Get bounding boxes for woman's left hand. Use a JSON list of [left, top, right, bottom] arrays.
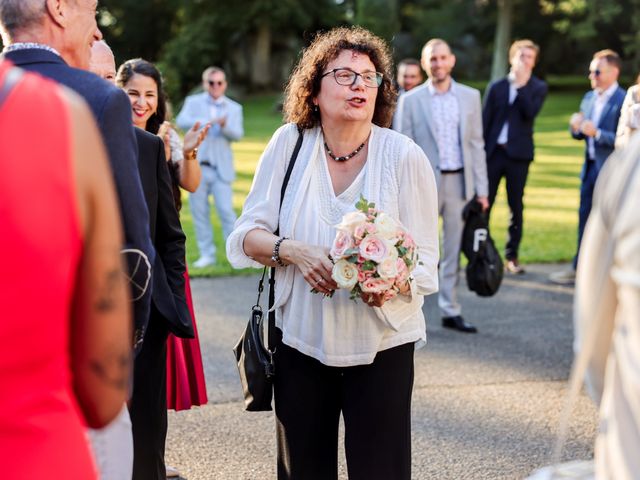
[[183, 121, 211, 157]]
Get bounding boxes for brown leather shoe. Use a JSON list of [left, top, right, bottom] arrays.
[[505, 258, 525, 274]]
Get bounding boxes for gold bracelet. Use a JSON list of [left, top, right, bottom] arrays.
[[186, 147, 198, 161]]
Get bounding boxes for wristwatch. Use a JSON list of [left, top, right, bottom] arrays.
[[186, 147, 198, 161]]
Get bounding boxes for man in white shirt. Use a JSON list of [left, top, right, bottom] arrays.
[[550, 50, 625, 285], [176, 67, 244, 268], [397, 39, 489, 333]]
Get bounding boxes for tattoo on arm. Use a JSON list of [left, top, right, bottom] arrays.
[[89, 348, 131, 391], [95, 269, 121, 312]]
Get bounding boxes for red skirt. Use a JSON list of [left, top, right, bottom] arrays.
[[166, 271, 208, 410]]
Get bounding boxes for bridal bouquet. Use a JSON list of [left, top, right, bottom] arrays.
[[329, 196, 418, 303]]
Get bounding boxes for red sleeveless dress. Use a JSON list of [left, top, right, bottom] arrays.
[[0, 62, 97, 479]]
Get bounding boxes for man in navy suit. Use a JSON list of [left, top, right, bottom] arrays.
[[87, 40, 192, 480], [0, 0, 155, 339], [550, 50, 625, 285], [483, 39, 548, 274]]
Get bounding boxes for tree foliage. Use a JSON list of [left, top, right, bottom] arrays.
[[96, 0, 640, 105]]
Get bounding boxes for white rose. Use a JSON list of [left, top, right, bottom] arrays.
[[373, 212, 400, 240], [335, 211, 368, 235], [377, 256, 399, 280], [332, 259, 359, 290]]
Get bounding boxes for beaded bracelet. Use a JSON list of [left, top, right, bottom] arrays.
[[271, 237, 288, 267]]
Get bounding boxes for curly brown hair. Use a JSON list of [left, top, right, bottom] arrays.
[[283, 26, 397, 129]]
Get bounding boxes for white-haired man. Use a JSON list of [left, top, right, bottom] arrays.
[[176, 66, 244, 268]]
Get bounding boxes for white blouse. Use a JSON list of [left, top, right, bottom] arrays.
[[226, 123, 439, 366]]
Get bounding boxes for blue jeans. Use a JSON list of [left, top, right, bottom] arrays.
[[189, 164, 236, 260]]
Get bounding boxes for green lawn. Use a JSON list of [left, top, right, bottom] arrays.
[[183, 91, 585, 277]]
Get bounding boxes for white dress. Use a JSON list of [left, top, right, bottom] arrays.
[[227, 123, 439, 366]]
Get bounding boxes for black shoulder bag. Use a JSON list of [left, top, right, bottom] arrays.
[[233, 127, 304, 411]]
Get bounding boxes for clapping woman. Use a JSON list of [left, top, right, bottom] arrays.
[[116, 59, 209, 477], [227, 27, 439, 480]]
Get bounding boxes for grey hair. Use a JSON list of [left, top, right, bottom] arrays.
[[201, 66, 225, 83], [0, 0, 46, 42]]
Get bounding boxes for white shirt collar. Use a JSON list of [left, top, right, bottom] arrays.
[[597, 81, 619, 99], [426, 78, 456, 96], [3, 42, 61, 57]]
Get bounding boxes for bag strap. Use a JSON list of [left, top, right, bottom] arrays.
[[268, 127, 303, 349], [253, 126, 304, 351], [254, 126, 304, 307], [0, 65, 24, 110], [550, 150, 640, 464]]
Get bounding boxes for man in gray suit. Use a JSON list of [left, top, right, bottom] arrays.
[[397, 38, 489, 333], [176, 66, 244, 268]]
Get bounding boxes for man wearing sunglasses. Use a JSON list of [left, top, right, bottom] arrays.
[[397, 38, 489, 334], [177, 66, 244, 268], [550, 50, 625, 285]]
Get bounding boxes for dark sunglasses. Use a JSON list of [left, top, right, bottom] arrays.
[[208, 80, 225, 86]]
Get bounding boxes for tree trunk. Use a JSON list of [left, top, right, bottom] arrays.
[[250, 23, 271, 91], [490, 0, 513, 82]]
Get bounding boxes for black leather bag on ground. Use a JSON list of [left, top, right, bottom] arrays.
[[233, 127, 303, 411], [461, 199, 503, 297]]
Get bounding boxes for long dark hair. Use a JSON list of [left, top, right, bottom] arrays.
[[116, 59, 182, 210], [116, 58, 167, 134]]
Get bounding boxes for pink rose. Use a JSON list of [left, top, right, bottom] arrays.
[[330, 230, 354, 259], [395, 258, 409, 283], [402, 232, 416, 250], [354, 224, 367, 241], [359, 235, 388, 263], [360, 276, 393, 294], [357, 269, 374, 282], [365, 223, 377, 235]]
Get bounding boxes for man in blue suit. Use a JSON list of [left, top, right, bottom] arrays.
[[483, 39, 548, 274], [1, 0, 155, 340], [551, 50, 625, 285]]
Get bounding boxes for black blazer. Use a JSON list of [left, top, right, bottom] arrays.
[[135, 128, 193, 338], [4, 48, 155, 336], [483, 75, 548, 161]]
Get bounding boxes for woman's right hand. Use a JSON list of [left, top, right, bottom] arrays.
[[279, 240, 338, 296], [158, 121, 172, 161]]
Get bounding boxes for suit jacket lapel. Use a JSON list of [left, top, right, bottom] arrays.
[[453, 84, 466, 143], [418, 89, 437, 141], [597, 92, 617, 128]]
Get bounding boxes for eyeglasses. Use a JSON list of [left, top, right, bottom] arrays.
[[589, 69, 601, 77], [321, 68, 383, 88], [208, 80, 225, 86]]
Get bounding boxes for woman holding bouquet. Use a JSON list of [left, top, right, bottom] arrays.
[[227, 26, 439, 480]]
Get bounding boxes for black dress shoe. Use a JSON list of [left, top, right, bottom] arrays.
[[442, 315, 477, 333]]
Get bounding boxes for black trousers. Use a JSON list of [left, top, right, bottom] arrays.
[[487, 147, 531, 260], [274, 341, 415, 480], [129, 306, 169, 480]]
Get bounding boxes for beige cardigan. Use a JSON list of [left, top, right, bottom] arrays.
[[574, 134, 640, 480]]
